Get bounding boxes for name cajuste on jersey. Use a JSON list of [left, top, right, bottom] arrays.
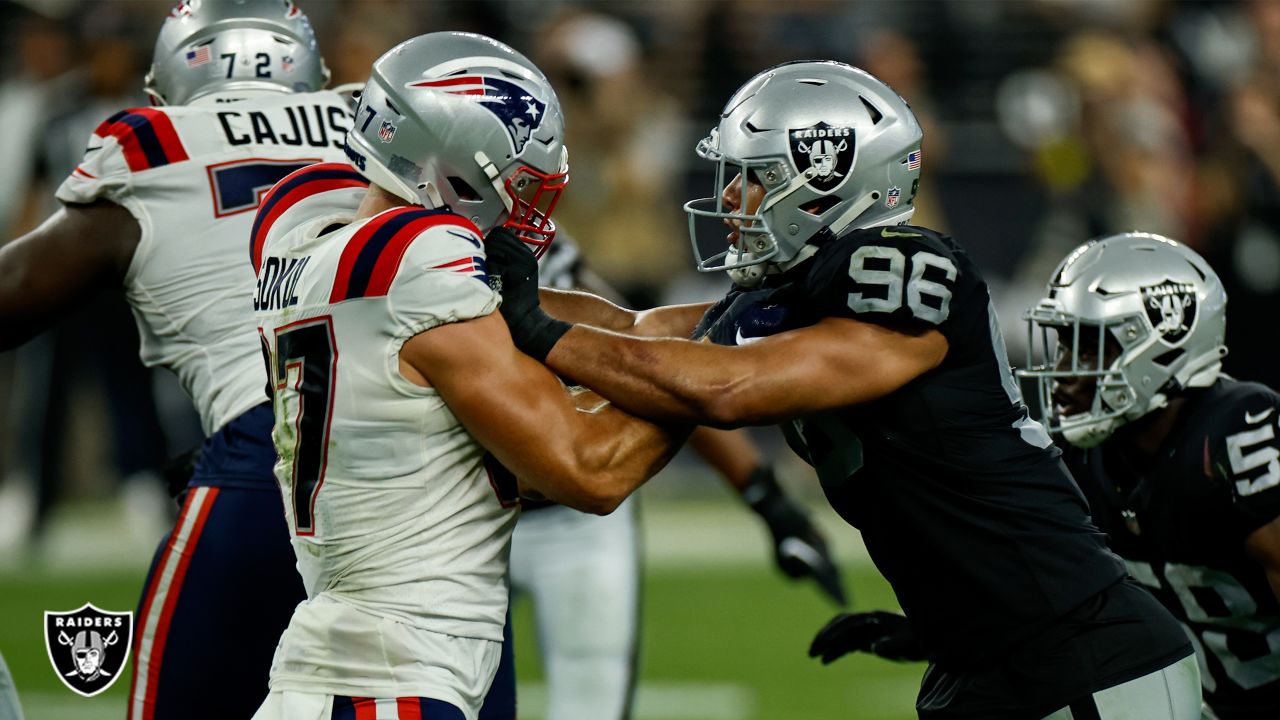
[[217, 102, 350, 149]]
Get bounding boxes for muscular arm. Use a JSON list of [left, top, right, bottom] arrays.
[[400, 311, 689, 515], [543, 318, 948, 428], [539, 287, 711, 338], [1246, 516, 1280, 603], [0, 201, 139, 350], [689, 427, 763, 488]]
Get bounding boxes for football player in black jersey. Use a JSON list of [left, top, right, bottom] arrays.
[[1021, 233, 1280, 719], [483, 61, 1200, 718]]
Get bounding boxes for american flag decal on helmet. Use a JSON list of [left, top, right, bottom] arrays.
[[408, 75, 546, 155]]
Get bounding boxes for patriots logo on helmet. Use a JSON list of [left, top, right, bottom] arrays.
[[409, 75, 547, 155], [788, 122, 855, 194], [1141, 279, 1197, 345]]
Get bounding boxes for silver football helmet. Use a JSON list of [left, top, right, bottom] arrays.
[[685, 61, 923, 286], [1020, 233, 1228, 448], [344, 32, 568, 254], [145, 0, 328, 106]]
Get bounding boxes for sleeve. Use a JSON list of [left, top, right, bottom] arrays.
[[55, 108, 189, 208], [803, 226, 962, 333], [386, 221, 500, 338], [1213, 390, 1280, 534]]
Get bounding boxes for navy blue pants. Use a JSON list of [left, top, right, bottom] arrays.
[[128, 406, 302, 720]]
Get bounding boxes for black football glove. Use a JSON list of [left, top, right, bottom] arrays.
[[808, 611, 926, 664], [743, 466, 848, 606], [484, 228, 571, 362]]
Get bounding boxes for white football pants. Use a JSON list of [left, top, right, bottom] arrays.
[[509, 497, 640, 720], [1041, 653, 1202, 719]]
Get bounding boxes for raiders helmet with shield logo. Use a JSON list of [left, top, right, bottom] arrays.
[[343, 31, 568, 256], [145, 0, 329, 106], [1021, 232, 1228, 447], [684, 61, 922, 285]]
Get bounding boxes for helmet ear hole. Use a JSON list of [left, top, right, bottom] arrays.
[[860, 96, 884, 125], [447, 176, 482, 201], [802, 195, 843, 216], [1151, 348, 1184, 368]]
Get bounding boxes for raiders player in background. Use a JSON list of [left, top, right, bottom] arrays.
[[0, 2, 355, 718], [515, 235, 846, 720], [483, 60, 1201, 718], [1022, 234, 1280, 719]]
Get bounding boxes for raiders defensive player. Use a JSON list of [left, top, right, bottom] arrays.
[[1022, 233, 1280, 719], [0, 2, 351, 718], [484, 61, 1200, 718], [511, 236, 845, 720], [251, 33, 685, 720]]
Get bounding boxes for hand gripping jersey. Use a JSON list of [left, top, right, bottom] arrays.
[[55, 91, 353, 438], [694, 226, 1153, 669], [1065, 378, 1280, 717], [251, 164, 518, 695]]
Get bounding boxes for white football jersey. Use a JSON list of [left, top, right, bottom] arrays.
[[55, 90, 353, 435], [252, 164, 517, 666]]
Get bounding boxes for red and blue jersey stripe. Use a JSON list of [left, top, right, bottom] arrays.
[[330, 695, 464, 720], [251, 162, 368, 274], [329, 207, 482, 304], [93, 108, 189, 173]]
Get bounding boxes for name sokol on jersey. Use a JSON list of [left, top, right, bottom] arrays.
[[251, 163, 516, 707]]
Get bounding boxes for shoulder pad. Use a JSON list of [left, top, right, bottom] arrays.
[[329, 207, 483, 304], [89, 108, 190, 173], [805, 224, 962, 328]]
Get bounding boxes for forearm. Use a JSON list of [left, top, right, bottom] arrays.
[[540, 288, 638, 332], [539, 288, 707, 339], [689, 426, 764, 489], [545, 325, 753, 427], [564, 392, 691, 513]]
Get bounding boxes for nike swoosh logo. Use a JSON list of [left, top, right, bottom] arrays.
[[880, 228, 921, 239], [735, 328, 765, 345], [1245, 408, 1275, 424]]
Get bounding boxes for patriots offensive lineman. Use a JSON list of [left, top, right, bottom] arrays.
[[1022, 234, 1280, 718], [250, 33, 685, 720], [514, 237, 845, 720], [483, 61, 1201, 718], [0, 2, 351, 717]]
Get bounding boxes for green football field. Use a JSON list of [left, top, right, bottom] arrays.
[[0, 494, 923, 719]]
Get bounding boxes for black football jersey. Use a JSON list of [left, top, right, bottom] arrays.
[[695, 226, 1151, 668], [1064, 378, 1280, 717]]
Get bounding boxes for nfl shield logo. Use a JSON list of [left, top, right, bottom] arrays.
[[886, 186, 901, 208], [378, 119, 397, 143], [44, 603, 133, 697], [788, 122, 856, 194], [1140, 279, 1198, 346]]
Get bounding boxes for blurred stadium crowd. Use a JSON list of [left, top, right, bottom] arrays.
[[2, 0, 1280, 549]]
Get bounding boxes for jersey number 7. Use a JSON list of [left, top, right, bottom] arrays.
[[261, 317, 337, 536]]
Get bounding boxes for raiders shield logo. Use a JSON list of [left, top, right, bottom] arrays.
[[44, 603, 132, 697], [1140, 279, 1198, 345], [788, 122, 855, 194]]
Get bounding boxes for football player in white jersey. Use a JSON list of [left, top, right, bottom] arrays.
[[0, 2, 353, 718], [250, 32, 686, 720]]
